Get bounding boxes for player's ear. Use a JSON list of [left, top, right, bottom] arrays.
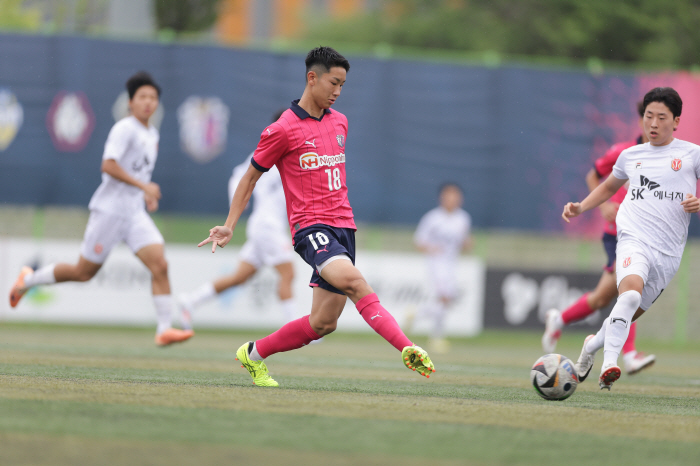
[[306, 70, 317, 85], [673, 116, 680, 131]]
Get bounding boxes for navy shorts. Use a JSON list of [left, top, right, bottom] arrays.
[[602, 232, 617, 273], [293, 224, 356, 295]]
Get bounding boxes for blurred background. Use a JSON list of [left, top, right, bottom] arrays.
[[1, 0, 700, 342]]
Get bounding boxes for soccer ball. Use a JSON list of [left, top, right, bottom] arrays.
[[531, 353, 578, 401]]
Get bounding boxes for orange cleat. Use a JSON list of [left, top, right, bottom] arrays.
[[9, 266, 33, 308], [155, 328, 194, 346]]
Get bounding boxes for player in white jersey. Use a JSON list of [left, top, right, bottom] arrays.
[[9, 72, 193, 346], [411, 183, 472, 353], [177, 110, 299, 328], [562, 87, 700, 390]]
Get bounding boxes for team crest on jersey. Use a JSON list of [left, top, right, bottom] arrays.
[[112, 91, 164, 129], [177, 96, 230, 163], [671, 158, 682, 171], [0, 88, 23, 151], [336, 135, 345, 148], [623, 257, 631, 268], [46, 91, 95, 152]]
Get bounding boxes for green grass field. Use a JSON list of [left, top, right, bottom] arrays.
[[1, 324, 699, 465]]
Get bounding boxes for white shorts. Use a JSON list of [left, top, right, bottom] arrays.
[[616, 235, 681, 310], [428, 259, 459, 300], [239, 225, 294, 269], [80, 209, 164, 264]]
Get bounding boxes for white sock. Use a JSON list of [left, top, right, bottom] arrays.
[[280, 298, 297, 322], [249, 342, 263, 361], [24, 264, 57, 288], [603, 290, 641, 368], [154, 294, 173, 335], [180, 282, 217, 311], [553, 313, 564, 330], [585, 319, 608, 355], [431, 301, 448, 339]]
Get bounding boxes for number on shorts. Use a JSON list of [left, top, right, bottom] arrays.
[[325, 168, 342, 191], [307, 232, 330, 250]]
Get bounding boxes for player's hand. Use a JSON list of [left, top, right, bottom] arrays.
[[562, 202, 582, 223], [681, 193, 700, 213], [198, 225, 233, 253], [598, 201, 619, 223], [143, 182, 161, 200], [144, 194, 159, 212]]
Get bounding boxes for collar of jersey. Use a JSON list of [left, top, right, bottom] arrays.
[[291, 99, 331, 121]]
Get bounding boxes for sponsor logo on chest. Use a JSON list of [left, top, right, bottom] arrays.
[[299, 152, 346, 169]]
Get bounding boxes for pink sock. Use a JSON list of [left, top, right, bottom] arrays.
[[561, 293, 595, 324], [622, 321, 637, 355], [255, 315, 321, 359], [356, 293, 412, 351]]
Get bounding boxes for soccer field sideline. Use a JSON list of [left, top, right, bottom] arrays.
[[1, 324, 699, 465]]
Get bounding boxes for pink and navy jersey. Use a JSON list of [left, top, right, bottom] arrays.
[[251, 100, 356, 238], [593, 137, 641, 235]]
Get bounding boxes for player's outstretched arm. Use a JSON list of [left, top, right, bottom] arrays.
[[681, 194, 700, 213], [199, 163, 264, 253], [563, 175, 626, 223]]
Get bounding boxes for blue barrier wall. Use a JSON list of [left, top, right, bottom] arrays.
[[2, 33, 695, 233]]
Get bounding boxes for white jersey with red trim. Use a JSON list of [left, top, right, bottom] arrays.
[[89, 116, 159, 217], [612, 138, 700, 257]]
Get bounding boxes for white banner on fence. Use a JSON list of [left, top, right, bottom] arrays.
[[0, 238, 484, 336]]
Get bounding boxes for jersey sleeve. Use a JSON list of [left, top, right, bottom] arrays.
[[102, 120, 132, 162], [414, 211, 434, 247], [611, 149, 629, 180], [251, 123, 288, 172], [693, 147, 700, 179]]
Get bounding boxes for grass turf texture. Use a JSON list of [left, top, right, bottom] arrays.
[[1, 324, 699, 466]]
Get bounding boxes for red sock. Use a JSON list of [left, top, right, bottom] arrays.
[[255, 315, 321, 359], [622, 321, 637, 355], [561, 293, 595, 324], [356, 293, 412, 351]]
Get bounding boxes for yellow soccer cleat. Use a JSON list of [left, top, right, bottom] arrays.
[[235, 342, 279, 387], [402, 345, 436, 378]]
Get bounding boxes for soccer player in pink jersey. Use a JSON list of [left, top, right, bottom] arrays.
[[199, 46, 435, 387], [542, 102, 655, 376]]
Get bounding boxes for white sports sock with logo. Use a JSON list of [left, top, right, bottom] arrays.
[[603, 290, 641, 368], [23, 264, 57, 288], [181, 282, 216, 311], [154, 294, 173, 335], [280, 298, 297, 322]]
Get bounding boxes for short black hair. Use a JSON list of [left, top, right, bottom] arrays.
[[636, 101, 645, 118], [439, 182, 463, 195], [126, 72, 161, 100], [305, 46, 350, 78], [271, 108, 285, 123], [642, 87, 682, 118]]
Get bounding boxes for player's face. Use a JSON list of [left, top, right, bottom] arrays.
[[643, 101, 679, 146], [310, 67, 346, 109], [440, 187, 463, 211], [129, 85, 159, 123]]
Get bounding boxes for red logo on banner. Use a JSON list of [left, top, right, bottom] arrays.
[[671, 158, 682, 171], [623, 257, 631, 268], [46, 91, 95, 152]]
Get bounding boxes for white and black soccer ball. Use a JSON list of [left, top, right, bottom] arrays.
[[531, 353, 578, 401]]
